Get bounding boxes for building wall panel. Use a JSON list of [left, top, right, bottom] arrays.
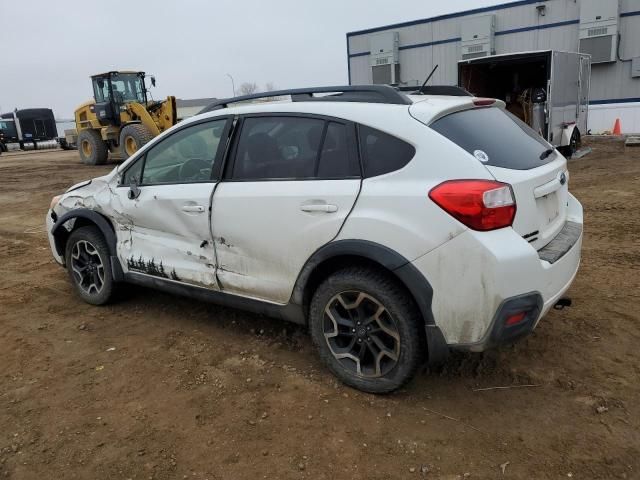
[[347, 0, 640, 132]]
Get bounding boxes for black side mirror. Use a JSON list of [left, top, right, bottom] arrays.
[[128, 179, 141, 200], [150, 76, 156, 87]]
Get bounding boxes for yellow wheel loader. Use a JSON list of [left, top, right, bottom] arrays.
[[72, 71, 177, 165]]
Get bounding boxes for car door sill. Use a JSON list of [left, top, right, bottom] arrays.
[[124, 271, 306, 325]]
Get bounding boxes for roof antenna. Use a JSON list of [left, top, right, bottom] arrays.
[[418, 64, 439, 94]]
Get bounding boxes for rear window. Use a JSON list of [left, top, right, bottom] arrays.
[[429, 107, 553, 170]]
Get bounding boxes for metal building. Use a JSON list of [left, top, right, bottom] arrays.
[[176, 98, 218, 121], [347, 0, 640, 133]]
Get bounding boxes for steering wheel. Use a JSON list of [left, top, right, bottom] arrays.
[[179, 158, 211, 181]]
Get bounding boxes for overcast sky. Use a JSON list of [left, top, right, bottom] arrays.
[[0, 0, 507, 118]]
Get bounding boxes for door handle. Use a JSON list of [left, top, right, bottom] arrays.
[[300, 203, 338, 213], [182, 205, 205, 213]]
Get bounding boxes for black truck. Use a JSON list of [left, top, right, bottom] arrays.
[[0, 108, 59, 154]]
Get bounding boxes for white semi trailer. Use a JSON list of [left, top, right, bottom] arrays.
[[459, 50, 591, 157]]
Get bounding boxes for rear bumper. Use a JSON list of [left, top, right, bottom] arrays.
[[411, 193, 583, 350]]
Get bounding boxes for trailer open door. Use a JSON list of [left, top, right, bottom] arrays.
[[549, 51, 581, 144], [578, 54, 591, 135]]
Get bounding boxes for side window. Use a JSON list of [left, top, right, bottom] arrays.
[[122, 157, 143, 185], [358, 125, 416, 178], [316, 122, 360, 178], [232, 117, 359, 180], [232, 117, 324, 180], [139, 119, 227, 184], [92, 78, 110, 102]]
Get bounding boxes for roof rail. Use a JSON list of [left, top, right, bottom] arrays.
[[199, 85, 412, 113], [396, 85, 472, 97]]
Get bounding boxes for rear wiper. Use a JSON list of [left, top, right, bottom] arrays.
[[540, 148, 555, 160]]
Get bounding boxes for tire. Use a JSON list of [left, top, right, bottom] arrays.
[[65, 226, 115, 305], [309, 267, 424, 394], [77, 129, 108, 165], [119, 124, 154, 160], [560, 128, 581, 159]]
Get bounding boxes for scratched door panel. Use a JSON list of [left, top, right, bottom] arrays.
[[113, 183, 218, 288], [212, 179, 360, 303], [211, 114, 361, 303]]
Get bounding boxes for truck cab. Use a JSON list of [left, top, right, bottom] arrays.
[[0, 109, 59, 151], [0, 117, 18, 152]]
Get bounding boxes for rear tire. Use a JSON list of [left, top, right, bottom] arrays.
[[78, 129, 108, 165], [65, 226, 115, 305], [119, 124, 154, 160], [309, 267, 424, 394]]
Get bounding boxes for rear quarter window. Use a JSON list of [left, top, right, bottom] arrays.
[[358, 125, 416, 178], [429, 107, 553, 170]]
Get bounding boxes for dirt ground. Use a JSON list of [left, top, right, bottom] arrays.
[[0, 139, 638, 480]]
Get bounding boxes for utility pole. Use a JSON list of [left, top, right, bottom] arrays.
[[226, 73, 236, 97]]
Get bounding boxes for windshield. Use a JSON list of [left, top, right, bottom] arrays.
[[93, 73, 146, 104], [0, 120, 17, 137]]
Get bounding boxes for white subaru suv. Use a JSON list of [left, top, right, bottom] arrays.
[[46, 85, 583, 393]]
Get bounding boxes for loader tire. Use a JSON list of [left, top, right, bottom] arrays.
[[78, 129, 108, 165], [120, 124, 154, 160]]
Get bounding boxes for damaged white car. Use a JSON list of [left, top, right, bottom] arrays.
[[47, 85, 583, 393]]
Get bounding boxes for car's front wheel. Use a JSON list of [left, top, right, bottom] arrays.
[[65, 226, 115, 305], [309, 267, 424, 393]]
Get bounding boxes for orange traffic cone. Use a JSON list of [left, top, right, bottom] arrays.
[[613, 118, 622, 135]]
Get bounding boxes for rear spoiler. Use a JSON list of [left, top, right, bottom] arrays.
[[396, 85, 472, 97]]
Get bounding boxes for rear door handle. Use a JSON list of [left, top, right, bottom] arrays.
[[300, 203, 338, 213], [182, 205, 206, 213]]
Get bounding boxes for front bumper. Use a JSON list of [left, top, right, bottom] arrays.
[[411, 193, 583, 350]]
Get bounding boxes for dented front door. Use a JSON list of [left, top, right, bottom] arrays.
[[114, 183, 218, 288], [113, 118, 230, 288]]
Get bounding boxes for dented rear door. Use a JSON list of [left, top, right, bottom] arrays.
[[211, 115, 361, 304]]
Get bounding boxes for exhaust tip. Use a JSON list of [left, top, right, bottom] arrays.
[[553, 297, 572, 311]]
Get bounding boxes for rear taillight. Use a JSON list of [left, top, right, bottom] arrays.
[[429, 180, 516, 231]]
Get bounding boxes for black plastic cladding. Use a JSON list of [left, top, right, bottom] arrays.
[[199, 85, 413, 113]]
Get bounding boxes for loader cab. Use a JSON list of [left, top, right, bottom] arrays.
[[91, 71, 149, 126]]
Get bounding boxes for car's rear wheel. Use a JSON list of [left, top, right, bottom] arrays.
[[65, 226, 114, 305], [309, 267, 424, 393]]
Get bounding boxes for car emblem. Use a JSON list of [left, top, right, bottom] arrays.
[[473, 150, 489, 163], [559, 172, 567, 185]]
